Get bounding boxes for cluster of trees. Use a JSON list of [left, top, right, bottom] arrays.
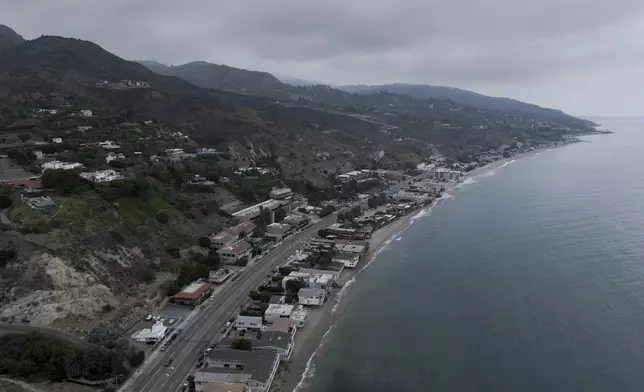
[[0, 329, 143, 383], [367, 193, 387, 209], [41, 170, 90, 196], [164, 261, 210, 296], [337, 205, 362, 223]]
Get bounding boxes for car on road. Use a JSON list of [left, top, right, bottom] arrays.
[[183, 380, 190, 387], [145, 314, 153, 321], [205, 347, 212, 356], [168, 318, 175, 324], [164, 358, 173, 367], [208, 295, 214, 301], [224, 321, 231, 328], [160, 345, 166, 351], [200, 304, 205, 309]]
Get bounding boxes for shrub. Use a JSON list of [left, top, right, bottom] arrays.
[[155, 212, 169, 224], [198, 236, 211, 248]]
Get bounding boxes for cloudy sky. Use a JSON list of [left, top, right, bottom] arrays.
[[3, 0, 644, 116]]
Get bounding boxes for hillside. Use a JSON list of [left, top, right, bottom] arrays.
[[0, 27, 602, 336], [339, 83, 582, 125], [0, 24, 24, 52]]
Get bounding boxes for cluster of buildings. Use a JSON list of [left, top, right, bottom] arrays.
[[233, 167, 273, 178], [336, 169, 374, 183], [210, 221, 256, 264], [95, 80, 150, 89]]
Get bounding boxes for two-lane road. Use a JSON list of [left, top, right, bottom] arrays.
[[121, 215, 336, 392]]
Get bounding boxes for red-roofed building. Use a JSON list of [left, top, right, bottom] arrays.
[[172, 281, 211, 306], [5, 178, 42, 190]]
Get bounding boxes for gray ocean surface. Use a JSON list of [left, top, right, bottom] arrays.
[[302, 118, 644, 392]]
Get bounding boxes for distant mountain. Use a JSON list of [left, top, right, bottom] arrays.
[[136, 60, 169, 74], [140, 61, 290, 97], [340, 83, 578, 124], [0, 24, 25, 52], [275, 74, 318, 86]]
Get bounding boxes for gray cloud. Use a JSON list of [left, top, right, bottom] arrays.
[[2, 0, 644, 115]]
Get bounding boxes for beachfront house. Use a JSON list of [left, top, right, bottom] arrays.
[[297, 288, 326, 306], [235, 316, 263, 331]]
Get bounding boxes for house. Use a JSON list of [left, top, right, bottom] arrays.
[[41, 161, 83, 171], [24, 196, 56, 209], [105, 152, 125, 162], [80, 170, 124, 183], [297, 288, 326, 306], [289, 306, 307, 328], [195, 350, 279, 392], [234, 316, 263, 331], [332, 251, 360, 268], [218, 240, 252, 264], [263, 304, 294, 324], [98, 141, 121, 149], [172, 281, 211, 306], [210, 222, 257, 248], [269, 188, 292, 199], [77, 125, 93, 132], [254, 331, 294, 360], [282, 214, 309, 229], [52, 138, 63, 144], [264, 223, 290, 241], [131, 321, 167, 344], [79, 109, 93, 117]]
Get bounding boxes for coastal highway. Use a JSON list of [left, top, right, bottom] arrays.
[[120, 214, 336, 392]]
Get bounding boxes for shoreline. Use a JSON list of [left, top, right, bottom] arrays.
[[277, 141, 581, 392]]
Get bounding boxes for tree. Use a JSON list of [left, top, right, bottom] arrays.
[[65, 352, 86, 378], [198, 236, 211, 248], [274, 207, 287, 222], [155, 212, 169, 224], [239, 187, 256, 204], [231, 338, 253, 351], [0, 194, 12, 209], [204, 250, 220, 269], [42, 170, 88, 196], [18, 133, 31, 142], [285, 278, 306, 293], [128, 348, 145, 367]]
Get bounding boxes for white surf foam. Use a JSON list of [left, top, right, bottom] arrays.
[[499, 159, 515, 168], [292, 324, 338, 392], [395, 236, 403, 241], [478, 170, 496, 178]]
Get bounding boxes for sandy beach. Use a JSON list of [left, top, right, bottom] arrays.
[[273, 142, 576, 392]]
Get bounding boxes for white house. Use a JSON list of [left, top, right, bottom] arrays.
[[234, 316, 263, 330], [218, 240, 252, 264], [98, 141, 121, 149], [131, 321, 167, 344], [332, 251, 360, 268], [105, 152, 126, 162], [297, 288, 326, 306], [264, 304, 294, 324], [79, 109, 93, 117], [80, 170, 124, 183], [52, 138, 63, 144], [289, 306, 307, 328], [41, 160, 83, 171], [210, 221, 256, 248], [77, 125, 93, 132]]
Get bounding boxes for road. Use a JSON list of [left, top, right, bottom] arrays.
[[120, 174, 431, 392], [120, 214, 336, 392]]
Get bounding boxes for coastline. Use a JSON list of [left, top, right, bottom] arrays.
[[276, 141, 581, 392]]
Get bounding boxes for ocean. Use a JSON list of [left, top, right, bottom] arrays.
[[300, 118, 644, 392]]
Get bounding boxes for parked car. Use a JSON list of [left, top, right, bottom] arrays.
[[205, 347, 212, 356], [225, 321, 231, 328], [200, 304, 205, 310], [168, 318, 176, 324], [183, 380, 190, 387], [145, 314, 153, 321]]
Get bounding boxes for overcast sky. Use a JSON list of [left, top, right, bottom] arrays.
[[3, 0, 644, 116]]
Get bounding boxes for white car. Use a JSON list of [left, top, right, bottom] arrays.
[[159, 318, 165, 323], [208, 295, 214, 301], [145, 314, 153, 321], [224, 321, 231, 328], [183, 380, 190, 387], [168, 318, 175, 324]]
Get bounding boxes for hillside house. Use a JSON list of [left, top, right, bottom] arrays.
[[218, 241, 252, 264]]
